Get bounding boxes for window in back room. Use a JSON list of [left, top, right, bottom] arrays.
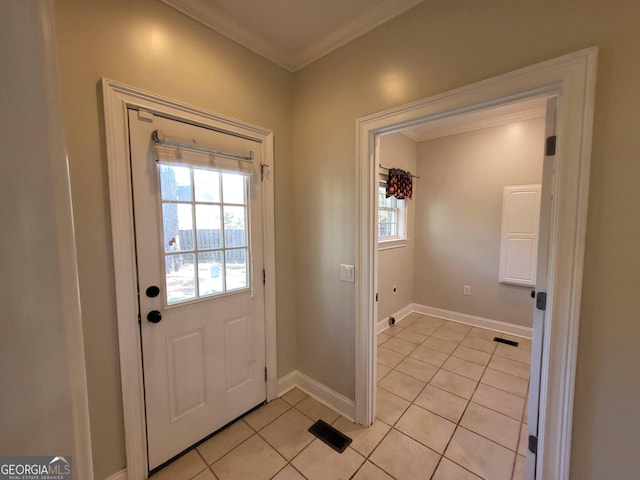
[[378, 183, 407, 242]]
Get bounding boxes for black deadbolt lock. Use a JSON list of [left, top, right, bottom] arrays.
[[146, 285, 160, 298], [147, 310, 162, 324]]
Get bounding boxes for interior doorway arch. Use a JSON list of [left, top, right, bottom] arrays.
[[355, 47, 597, 479]]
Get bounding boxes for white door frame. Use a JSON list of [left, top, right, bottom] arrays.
[[355, 48, 597, 479], [102, 78, 278, 479]]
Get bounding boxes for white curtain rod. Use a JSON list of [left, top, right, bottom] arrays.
[[379, 164, 420, 179], [152, 130, 254, 162]]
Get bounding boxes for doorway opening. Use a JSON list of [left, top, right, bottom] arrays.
[[102, 78, 278, 479], [355, 48, 597, 479], [374, 97, 547, 479]]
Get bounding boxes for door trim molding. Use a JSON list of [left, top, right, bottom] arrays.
[[355, 48, 597, 479], [101, 78, 278, 479]]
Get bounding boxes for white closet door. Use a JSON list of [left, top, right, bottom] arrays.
[[499, 184, 542, 286]]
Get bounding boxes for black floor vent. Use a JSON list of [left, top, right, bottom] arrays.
[[308, 419, 352, 453], [494, 337, 519, 347]]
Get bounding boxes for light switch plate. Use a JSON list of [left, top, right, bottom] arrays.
[[340, 264, 355, 283]]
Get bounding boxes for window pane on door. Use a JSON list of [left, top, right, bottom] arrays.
[[165, 253, 196, 304], [194, 169, 220, 203], [163, 203, 194, 252], [225, 249, 247, 291], [223, 206, 247, 247], [160, 165, 192, 201], [197, 251, 224, 296], [195, 204, 222, 249], [221, 173, 246, 204]]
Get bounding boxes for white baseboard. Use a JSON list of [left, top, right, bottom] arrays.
[[276, 370, 298, 396], [104, 469, 127, 480], [377, 303, 414, 334], [412, 303, 532, 339], [276, 370, 355, 421]]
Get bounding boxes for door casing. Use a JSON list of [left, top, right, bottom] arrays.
[[356, 48, 597, 479], [102, 78, 278, 479]]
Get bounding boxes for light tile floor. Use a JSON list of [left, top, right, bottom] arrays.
[[151, 313, 531, 480]]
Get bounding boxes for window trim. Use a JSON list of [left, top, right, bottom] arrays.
[[378, 238, 409, 250]]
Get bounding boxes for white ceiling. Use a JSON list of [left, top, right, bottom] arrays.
[[161, 0, 424, 71], [400, 97, 548, 142]]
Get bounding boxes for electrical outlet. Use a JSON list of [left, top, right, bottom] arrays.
[[463, 285, 471, 295]]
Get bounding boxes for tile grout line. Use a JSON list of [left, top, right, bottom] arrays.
[[265, 392, 365, 480], [482, 330, 519, 480], [192, 447, 215, 480], [204, 402, 294, 476], [427, 325, 492, 480], [369, 317, 446, 478], [378, 315, 521, 478], [170, 314, 530, 480], [452, 323, 530, 479], [382, 319, 478, 478], [379, 316, 531, 479], [239, 391, 328, 479], [382, 334, 531, 399], [265, 395, 310, 479]]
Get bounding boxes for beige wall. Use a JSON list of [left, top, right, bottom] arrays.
[[377, 133, 417, 324], [413, 118, 544, 327], [53, 0, 295, 477], [292, 1, 640, 478], [1, 0, 76, 460], [47, 0, 640, 477]]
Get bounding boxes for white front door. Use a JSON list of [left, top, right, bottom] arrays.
[[128, 109, 266, 470]]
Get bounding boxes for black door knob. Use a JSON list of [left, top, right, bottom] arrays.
[[146, 286, 160, 298], [147, 310, 162, 324]]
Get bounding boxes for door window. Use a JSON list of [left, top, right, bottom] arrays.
[[159, 165, 249, 305]]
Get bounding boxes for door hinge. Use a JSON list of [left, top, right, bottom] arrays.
[[263, 269, 266, 285], [375, 293, 378, 302], [260, 163, 267, 181], [528, 435, 538, 454], [536, 291, 547, 311], [264, 366, 268, 382], [545, 135, 557, 156]]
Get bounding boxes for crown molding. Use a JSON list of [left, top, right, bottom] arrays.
[[161, 0, 424, 72], [291, 0, 424, 70], [161, 0, 295, 70]]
